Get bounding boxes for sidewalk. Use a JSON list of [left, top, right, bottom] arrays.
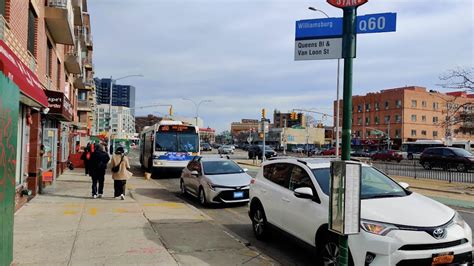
[[13, 169, 276, 265]]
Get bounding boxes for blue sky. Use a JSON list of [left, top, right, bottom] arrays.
[[88, 0, 474, 132]]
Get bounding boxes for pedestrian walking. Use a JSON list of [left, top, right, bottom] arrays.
[[80, 143, 91, 176], [88, 144, 110, 198], [111, 146, 132, 200]]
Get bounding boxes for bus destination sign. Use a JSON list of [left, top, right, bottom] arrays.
[[160, 125, 195, 133]]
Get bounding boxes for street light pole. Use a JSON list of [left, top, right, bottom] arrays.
[[182, 98, 212, 127], [308, 7, 340, 157]]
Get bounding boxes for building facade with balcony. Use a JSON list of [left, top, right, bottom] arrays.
[[0, 0, 95, 263], [333, 86, 474, 150]]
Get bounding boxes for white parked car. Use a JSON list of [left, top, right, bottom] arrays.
[[180, 156, 251, 205], [249, 158, 472, 266]]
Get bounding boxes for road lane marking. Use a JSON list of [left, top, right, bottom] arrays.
[[63, 210, 79, 215]]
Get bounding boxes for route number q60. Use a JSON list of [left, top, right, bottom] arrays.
[[359, 17, 385, 32]]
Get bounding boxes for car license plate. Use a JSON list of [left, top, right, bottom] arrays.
[[432, 252, 454, 265], [234, 191, 244, 199]]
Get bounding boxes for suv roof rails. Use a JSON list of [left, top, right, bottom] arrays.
[[268, 156, 297, 161]]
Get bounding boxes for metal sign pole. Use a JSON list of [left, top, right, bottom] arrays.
[[340, 6, 357, 266]]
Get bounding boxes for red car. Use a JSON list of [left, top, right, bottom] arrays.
[[371, 150, 402, 162], [321, 148, 341, 156]]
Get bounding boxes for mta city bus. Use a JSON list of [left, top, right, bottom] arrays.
[[140, 120, 200, 173]]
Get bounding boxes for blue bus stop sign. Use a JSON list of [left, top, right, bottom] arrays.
[[296, 12, 396, 40]]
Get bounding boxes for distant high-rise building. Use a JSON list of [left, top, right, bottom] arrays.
[[94, 78, 136, 114]]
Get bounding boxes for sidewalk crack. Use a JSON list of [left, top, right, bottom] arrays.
[[67, 201, 86, 266]]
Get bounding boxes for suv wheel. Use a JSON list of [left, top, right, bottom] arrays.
[[251, 204, 268, 240], [456, 163, 467, 172], [316, 231, 352, 266], [422, 162, 431, 170], [199, 187, 207, 206]]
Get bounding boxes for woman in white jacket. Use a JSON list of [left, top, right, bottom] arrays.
[[110, 147, 132, 200]]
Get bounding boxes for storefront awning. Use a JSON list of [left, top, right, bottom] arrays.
[[0, 40, 48, 107]]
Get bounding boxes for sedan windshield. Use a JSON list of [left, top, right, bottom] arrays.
[[203, 161, 244, 175], [311, 166, 408, 199]]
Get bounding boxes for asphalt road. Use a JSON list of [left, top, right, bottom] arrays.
[[128, 149, 473, 265]]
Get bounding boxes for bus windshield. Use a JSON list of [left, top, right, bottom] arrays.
[[155, 132, 199, 153]]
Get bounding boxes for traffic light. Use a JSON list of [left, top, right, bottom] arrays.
[[290, 112, 297, 120], [169, 106, 173, 116], [261, 108, 266, 119]]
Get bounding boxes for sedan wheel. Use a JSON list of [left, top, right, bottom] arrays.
[[422, 162, 431, 170], [456, 163, 467, 172], [199, 188, 207, 206], [251, 205, 268, 240]]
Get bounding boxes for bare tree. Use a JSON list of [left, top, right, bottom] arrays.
[[436, 67, 474, 137]]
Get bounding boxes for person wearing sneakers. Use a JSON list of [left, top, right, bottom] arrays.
[[88, 144, 110, 198], [111, 146, 132, 200]]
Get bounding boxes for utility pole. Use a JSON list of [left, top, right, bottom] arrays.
[[283, 118, 287, 155], [261, 108, 266, 162]]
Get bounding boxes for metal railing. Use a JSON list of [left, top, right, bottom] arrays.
[[371, 161, 474, 183], [48, 0, 68, 8]]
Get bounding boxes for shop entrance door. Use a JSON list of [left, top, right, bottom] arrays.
[[42, 128, 58, 191]]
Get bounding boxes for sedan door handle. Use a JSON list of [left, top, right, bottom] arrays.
[[281, 197, 290, 203]]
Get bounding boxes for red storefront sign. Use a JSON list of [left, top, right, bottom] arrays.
[[0, 40, 48, 107]]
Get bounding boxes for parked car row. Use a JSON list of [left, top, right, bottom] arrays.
[[420, 147, 473, 172], [180, 155, 473, 265]]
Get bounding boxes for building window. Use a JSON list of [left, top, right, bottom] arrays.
[[433, 116, 438, 123], [421, 130, 427, 136], [395, 129, 400, 138], [56, 59, 61, 89], [433, 102, 439, 110], [357, 117, 362, 125], [433, 131, 438, 137], [46, 41, 53, 78], [385, 101, 389, 109], [365, 117, 370, 125], [395, 114, 401, 123], [78, 91, 87, 101], [365, 103, 371, 112], [411, 130, 416, 136], [396, 100, 402, 108], [375, 116, 379, 125], [357, 104, 362, 112], [422, 115, 426, 122], [411, 115, 417, 122], [422, 101, 427, 108], [27, 5, 37, 57], [384, 115, 390, 124], [411, 100, 417, 108], [375, 102, 379, 111]]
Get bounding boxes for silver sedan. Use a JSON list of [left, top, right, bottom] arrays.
[[180, 157, 251, 206]]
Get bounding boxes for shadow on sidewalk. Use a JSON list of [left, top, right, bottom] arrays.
[[133, 188, 180, 201]]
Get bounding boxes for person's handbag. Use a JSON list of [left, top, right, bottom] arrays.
[[112, 155, 124, 173]]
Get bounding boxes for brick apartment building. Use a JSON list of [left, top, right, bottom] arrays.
[[334, 86, 474, 149], [273, 110, 306, 128], [230, 119, 261, 137]]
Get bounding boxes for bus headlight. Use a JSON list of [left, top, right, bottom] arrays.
[[153, 160, 163, 166]]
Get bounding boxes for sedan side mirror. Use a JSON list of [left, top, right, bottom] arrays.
[[294, 187, 313, 199], [399, 182, 410, 190], [243, 168, 248, 172], [190, 170, 199, 176]]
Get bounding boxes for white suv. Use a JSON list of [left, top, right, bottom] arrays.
[[248, 158, 472, 266]]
